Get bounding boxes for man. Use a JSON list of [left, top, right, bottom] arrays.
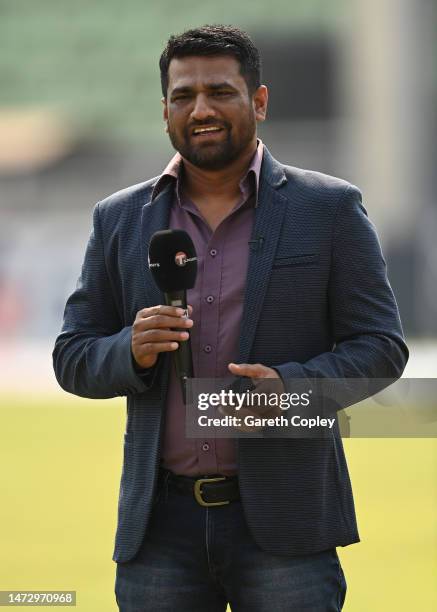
[[53, 25, 408, 611]]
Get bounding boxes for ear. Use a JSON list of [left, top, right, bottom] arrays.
[[162, 96, 168, 120], [162, 96, 169, 132], [253, 85, 268, 123]]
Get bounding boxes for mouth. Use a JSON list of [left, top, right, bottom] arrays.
[[191, 125, 225, 139]]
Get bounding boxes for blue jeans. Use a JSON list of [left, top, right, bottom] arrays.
[[115, 475, 347, 611]]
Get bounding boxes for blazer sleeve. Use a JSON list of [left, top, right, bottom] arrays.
[[273, 185, 409, 387], [52, 202, 159, 399]]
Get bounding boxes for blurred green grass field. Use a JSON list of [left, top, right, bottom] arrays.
[[1, 392, 436, 611]]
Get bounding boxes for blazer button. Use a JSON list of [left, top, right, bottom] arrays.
[[204, 345, 212, 353]]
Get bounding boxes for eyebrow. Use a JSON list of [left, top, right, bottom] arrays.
[[170, 82, 238, 96]]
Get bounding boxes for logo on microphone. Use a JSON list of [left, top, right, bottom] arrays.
[[174, 251, 197, 267], [175, 251, 188, 267]]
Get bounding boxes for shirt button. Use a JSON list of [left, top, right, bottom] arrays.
[[210, 249, 217, 257], [202, 443, 210, 452], [204, 345, 212, 353], [206, 295, 214, 304]]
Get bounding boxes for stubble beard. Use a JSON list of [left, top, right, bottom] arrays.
[[167, 117, 256, 171]]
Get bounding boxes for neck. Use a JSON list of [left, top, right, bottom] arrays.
[[181, 140, 258, 201]]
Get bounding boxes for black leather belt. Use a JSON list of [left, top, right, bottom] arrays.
[[159, 468, 240, 507]]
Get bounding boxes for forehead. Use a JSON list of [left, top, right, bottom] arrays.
[[167, 55, 247, 91]]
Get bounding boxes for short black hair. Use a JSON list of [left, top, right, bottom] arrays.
[[159, 24, 261, 98]]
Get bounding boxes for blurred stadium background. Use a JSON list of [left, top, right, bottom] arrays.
[[0, 1, 436, 610]]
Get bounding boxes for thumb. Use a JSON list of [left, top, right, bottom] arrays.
[[228, 362, 266, 378]]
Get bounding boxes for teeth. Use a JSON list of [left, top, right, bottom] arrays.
[[193, 127, 222, 134]]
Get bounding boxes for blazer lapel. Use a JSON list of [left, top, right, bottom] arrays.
[[238, 148, 288, 363], [140, 181, 174, 306]]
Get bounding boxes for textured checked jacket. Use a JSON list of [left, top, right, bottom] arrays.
[[53, 146, 408, 563]]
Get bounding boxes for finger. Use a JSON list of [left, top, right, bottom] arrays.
[[135, 341, 180, 356], [143, 304, 193, 317], [138, 305, 186, 319], [228, 362, 267, 378], [134, 314, 193, 332], [134, 329, 190, 344]]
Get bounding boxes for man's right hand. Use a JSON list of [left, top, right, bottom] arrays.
[[131, 305, 193, 370]]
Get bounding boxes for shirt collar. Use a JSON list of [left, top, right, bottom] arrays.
[[151, 139, 264, 207]]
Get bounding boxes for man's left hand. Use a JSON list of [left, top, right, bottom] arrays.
[[228, 362, 280, 381], [219, 362, 285, 431]]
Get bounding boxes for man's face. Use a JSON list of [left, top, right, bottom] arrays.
[[163, 55, 267, 170]]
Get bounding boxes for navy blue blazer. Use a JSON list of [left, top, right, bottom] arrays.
[[53, 146, 408, 562]]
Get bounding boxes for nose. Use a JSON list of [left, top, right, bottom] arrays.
[[190, 93, 216, 121]]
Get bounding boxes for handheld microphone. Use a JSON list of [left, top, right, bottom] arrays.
[[148, 229, 198, 403]]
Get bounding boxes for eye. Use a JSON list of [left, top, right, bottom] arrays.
[[212, 91, 231, 97], [172, 94, 190, 102]]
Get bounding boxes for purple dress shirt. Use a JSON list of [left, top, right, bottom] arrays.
[[151, 141, 264, 476]]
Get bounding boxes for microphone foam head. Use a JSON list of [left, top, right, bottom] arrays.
[[148, 229, 198, 292]]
